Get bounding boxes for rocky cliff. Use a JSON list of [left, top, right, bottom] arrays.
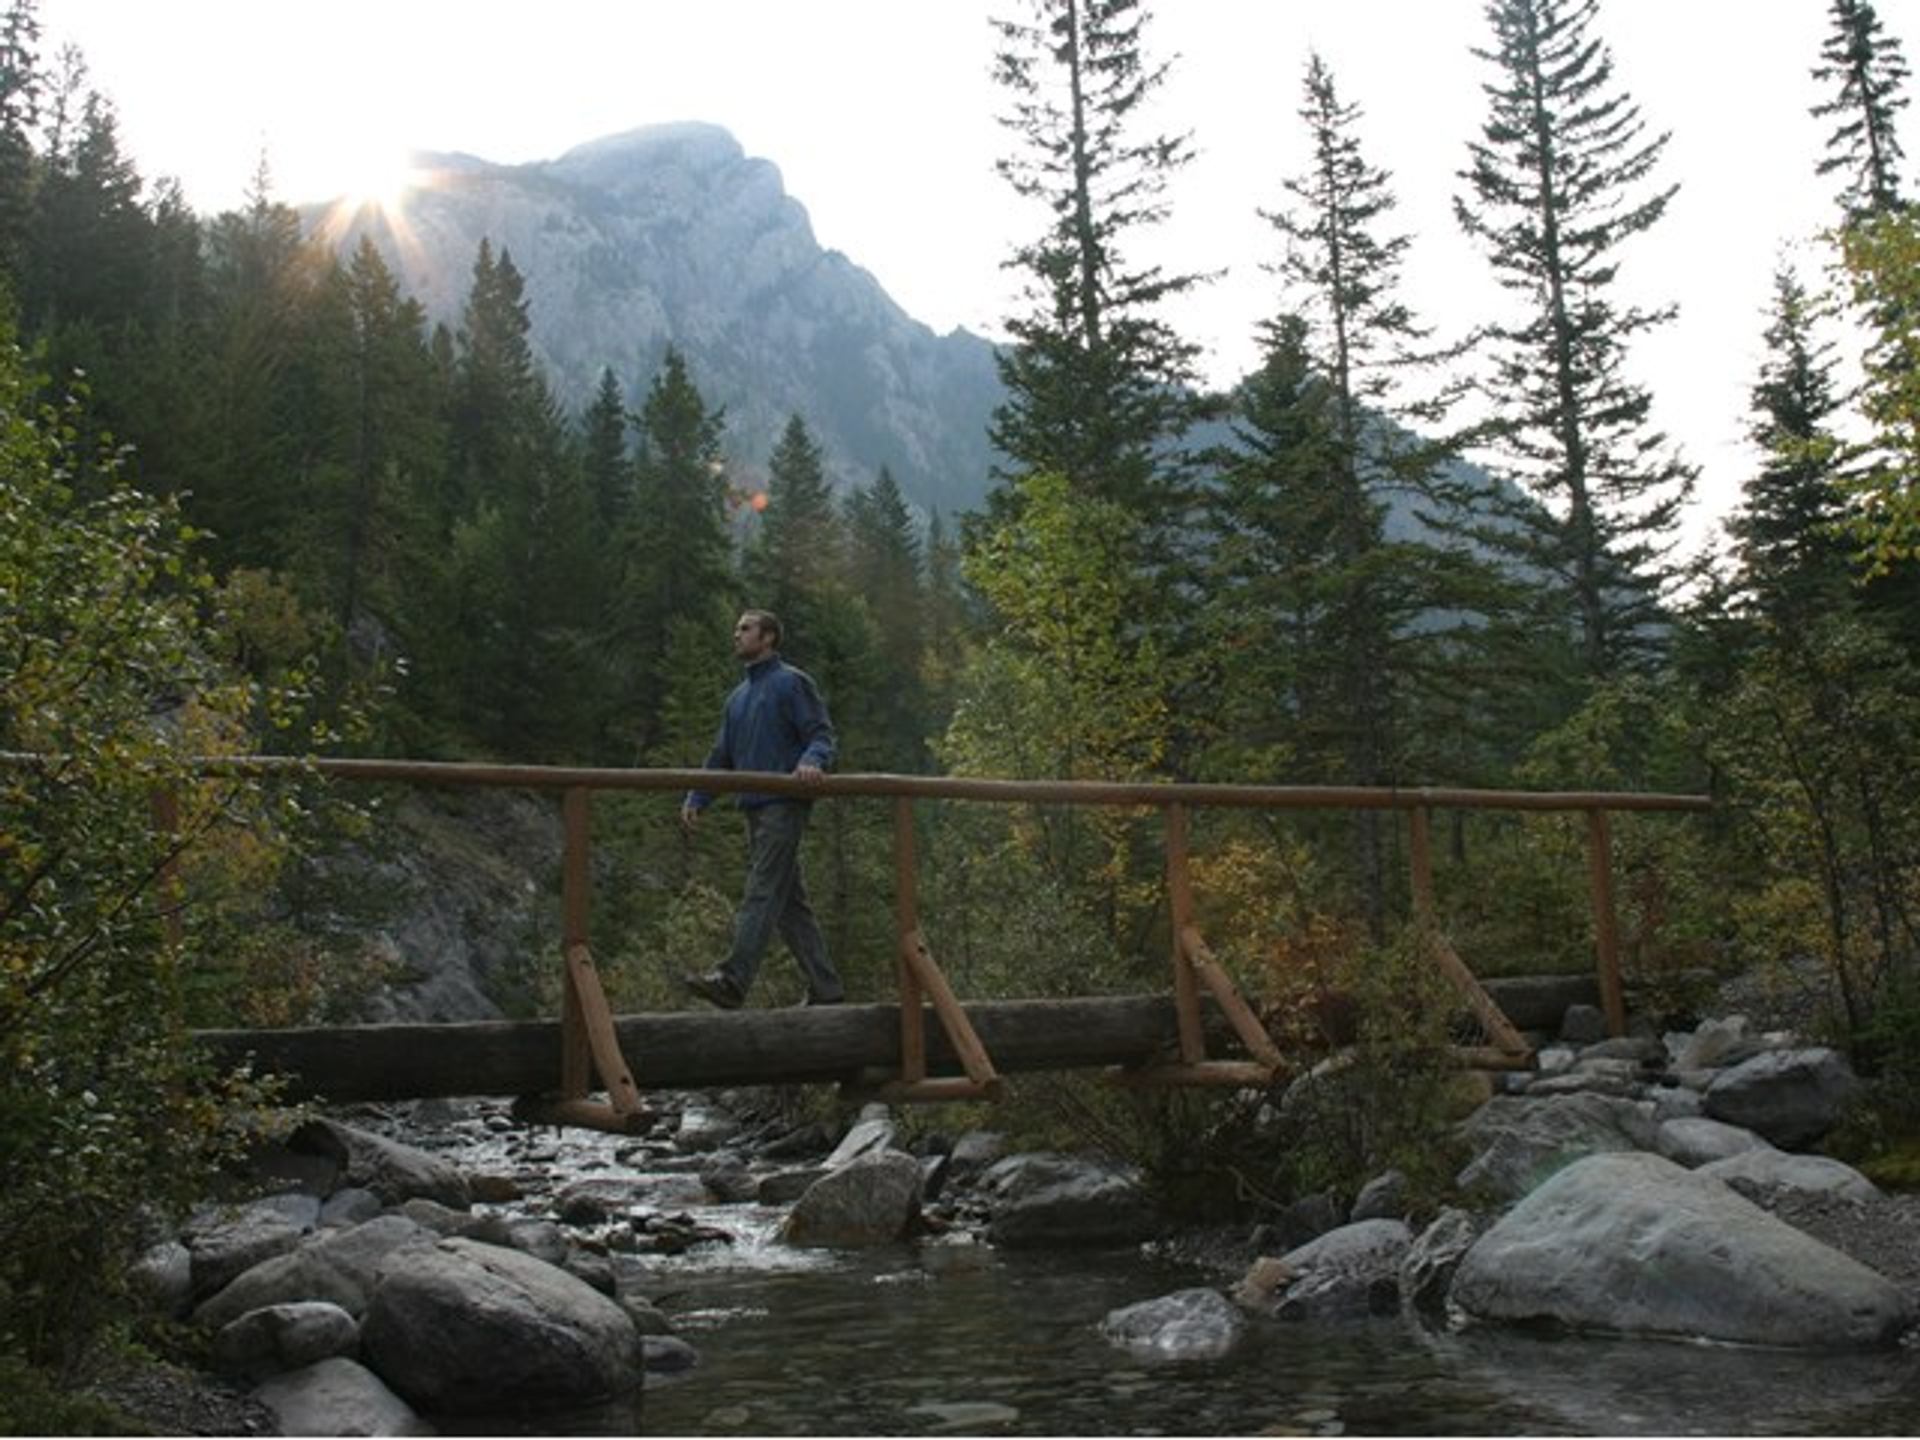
[[322, 122, 1004, 518]]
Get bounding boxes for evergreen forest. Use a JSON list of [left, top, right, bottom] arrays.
[[3, 0, 1920, 1410]]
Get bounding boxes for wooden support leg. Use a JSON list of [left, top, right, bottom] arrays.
[[1409, 806, 1531, 1060], [1163, 803, 1207, 1066], [555, 787, 648, 1125], [894, 796, 927, 1086]]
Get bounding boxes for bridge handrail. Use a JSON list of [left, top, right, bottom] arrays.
[[0, 749, 1711, 814]]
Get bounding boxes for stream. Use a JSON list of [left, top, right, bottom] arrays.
[[368, 1097, 1920, 1437]]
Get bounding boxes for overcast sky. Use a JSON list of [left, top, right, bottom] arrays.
[[40, 0, 1920, 547]]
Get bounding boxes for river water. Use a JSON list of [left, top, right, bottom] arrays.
[[402, 1102, 1920, 1437]]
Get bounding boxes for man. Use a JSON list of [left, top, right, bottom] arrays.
[[679, 609, 846, 1009]]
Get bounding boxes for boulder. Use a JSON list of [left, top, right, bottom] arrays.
[[213, 1301, 360, 1380], [1400, 1208, 1484, 1313], [185, 1193, 322, 1299], [1456, 1093, 1659, 1200], [978, 1153, 1156, 1249], [555, 1174, 707, 1222], [503, 1218, 569, 1266], [291, 1118, 471, 1209], [360, 1238, 640, 1412], [130, 1239, 193, 1318], [1667, 1016, 1757, 1071], [196, 1214, 436, 1330], [1352, 1171, 1409, 1223], [946, 1130, 1009, 1182], [1700, 1149, 1882, 1203], [757, 1167, 829, 1205], [1656, 1116, 1772, 1168], [1236, 1219, 1412, 1322], [1451, 1152, 1911, 1348], [641, 1335, 701, 1375], [699, 1153, 760, 1204], [320, 1188, 384, 1229], [1559, 1004, 1608, 1045], [1703, 1048, 1858, 1149], [778, 1149, 922, 1247], [1101, 1287, 1244, 1363], [250, 1356, 428, 1437], [673, 1101, 741, 1152], [824, 1112, 897, 1169]]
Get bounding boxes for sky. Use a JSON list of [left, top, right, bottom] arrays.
[[38, 0, 1920, 550]]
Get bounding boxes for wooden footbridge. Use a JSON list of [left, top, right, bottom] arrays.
[[154, 757, 1711, 1133]]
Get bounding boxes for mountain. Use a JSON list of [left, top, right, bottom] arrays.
[[317, 122, 1005, 518]]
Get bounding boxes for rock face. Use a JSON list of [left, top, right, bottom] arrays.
[[1699, 1148, 1882, 1203], [978, 1153, 1156, 1249], [326, 123, 1004, 522], [778, 1150, 923, 1248], [1702, 1047, 1858, 1149], [1101, 1288, 1245, 1363], [1451, 1152, 1912, 1348], [359, 1239, 641, 1412]]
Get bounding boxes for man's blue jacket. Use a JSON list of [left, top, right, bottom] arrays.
[[685, 655, 837, 811]]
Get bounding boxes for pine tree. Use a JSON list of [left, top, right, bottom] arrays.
[[610, 347, 729, 759], [1454, 0, 1694, 681], [1811, 0, 1911, 221], [845, 466, 928, 770], [0, 0, 40, 288], [580, 366, 630, 531], [1729, 265, 1851, 621], [749, 413, 840, 637], [987, 0, 1205, 527]]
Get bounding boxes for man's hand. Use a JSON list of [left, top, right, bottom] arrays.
[[679, 800, 701, 836], [794, 762, 823, 785]]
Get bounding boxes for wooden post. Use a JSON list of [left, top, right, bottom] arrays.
[[1409, 805, 1436, 919], [560, 788, 592, 1099], [895, 796, 927, 1085], [1587, 807, 1627, 1038], [1164, 803, 1207, 1066]]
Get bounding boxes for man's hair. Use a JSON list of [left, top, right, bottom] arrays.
[[741, 608, 781, 646]]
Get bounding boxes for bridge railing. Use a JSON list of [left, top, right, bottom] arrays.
[[97, 755, 1710, 1129]]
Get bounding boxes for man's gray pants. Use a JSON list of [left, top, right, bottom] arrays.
[[718, 801, 843, 1002]]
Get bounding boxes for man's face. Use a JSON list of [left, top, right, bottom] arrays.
[[733, 615, 773, 662]]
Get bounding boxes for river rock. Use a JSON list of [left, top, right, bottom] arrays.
[[251, 1356, 428, 1437], [1237, 1219, 1412, 1321], [699, 1153, 760, 1204], [1351, 1170, 1409, 1222], [825, 1112, 897, 1169], [360, 1238, 640, 1411], [758, 1166, 829, 1205], [946, 1129, 1009, 1182], [1699, 1148, 1882, 1202], [779, 1149, 922, 1247], [185, 1193, 322, 1299], [641, 1334, 701, 1375], [213, 1300, 360, 1379], [1702, 1048, 1858, 1149], [1451, 1151, 1911, 1348], [291, 1118, 471, 1209], [556, 1174, 709, 1222], [1101, 1287, 1244, 1363], [196, 1214, 437, 1330], [130, 1239, 194, 1318], [978, 1153, 1156, 1249], [1559, 1004, 1608, 1044], [1668, 1016, 1761, 1071], [1400, 1207, 1483, 1313], [503, 1217, 569, 1265], [674, 1101, 741, 1152], [1656, 1116, 1771, 1167], [1456, 1092, 1658, 1200], [320, 1188, 384, 1228]]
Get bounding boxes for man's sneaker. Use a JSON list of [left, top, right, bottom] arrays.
[[683, 971, 744, 1010], [799, 991, 845, 1007]]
